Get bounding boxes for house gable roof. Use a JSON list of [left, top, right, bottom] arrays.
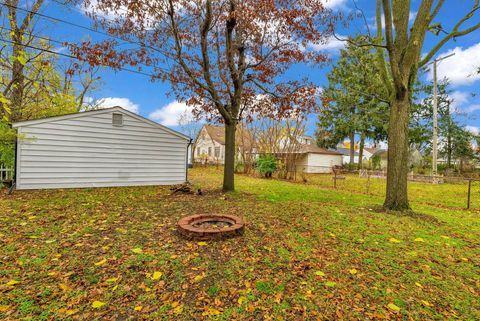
[[299, 144, 342, 155], [197, 124, 256, 149], [12, 106, 191, 141]]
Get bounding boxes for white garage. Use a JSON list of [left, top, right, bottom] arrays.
[[12, 107, 191, 190], [294, 145, 343, 173]]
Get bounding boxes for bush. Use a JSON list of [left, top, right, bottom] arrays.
[[256, 155, 277, 178]]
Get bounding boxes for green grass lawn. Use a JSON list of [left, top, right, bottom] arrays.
[[0, 167, 479, 320]]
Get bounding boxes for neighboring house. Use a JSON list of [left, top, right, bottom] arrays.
[[363, 147, 380, 161], [194, 125, 255, 164], [288, 144, 343, 173], [336, 147, 361, 164], [12, 107, 191, 190], [372, 149, 425, 170]]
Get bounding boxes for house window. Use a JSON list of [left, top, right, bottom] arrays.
[[214, 146, 220, 158], [112, 113, 124, 126], [208, 147, 212, 156]]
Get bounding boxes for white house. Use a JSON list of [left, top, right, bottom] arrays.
[[194, 125, 255, 164], [288, 144, 343, 173], [12, 107, 191, 190]]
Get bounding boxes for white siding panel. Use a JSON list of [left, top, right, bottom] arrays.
[[16, 110, 189, 190], [304, 154, 342, 173]]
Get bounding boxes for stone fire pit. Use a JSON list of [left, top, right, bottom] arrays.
[[177, 214, 245, 240]]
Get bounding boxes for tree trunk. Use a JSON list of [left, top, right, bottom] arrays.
[[384, 95, 410, 210], [223, 121, 236, 191], [10, 41, 25, 122], [358, 132, 365, 170], [349, 132, 355, 165]]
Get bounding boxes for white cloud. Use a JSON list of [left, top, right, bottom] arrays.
[[322, 0, 347, 9], [308, 35, 346, 52], [149, 101, 194, 126], [428, 43, 480, 86], [465, 104, 480, 113], [465, 125, 479, 135], [96, 97, 139, 113], [449, 91, 470, 111]]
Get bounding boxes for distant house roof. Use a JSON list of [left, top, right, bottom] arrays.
[[299, 144, 342, 155], [335, 147, 359, 156], [364, 147, 380, 154], [201, 124, 256, 149], [373, 149, 388, 157]]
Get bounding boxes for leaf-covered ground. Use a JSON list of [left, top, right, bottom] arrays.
[[0, 167, 479, 320]]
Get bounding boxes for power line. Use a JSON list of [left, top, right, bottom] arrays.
[[0, 1, 163, 54], [0, 37, 157, 77]]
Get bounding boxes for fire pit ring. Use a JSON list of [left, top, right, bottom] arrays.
[[177, 214, 245, 240]]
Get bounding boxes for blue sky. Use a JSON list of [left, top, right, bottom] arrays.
[[15, 0, 480, 137]]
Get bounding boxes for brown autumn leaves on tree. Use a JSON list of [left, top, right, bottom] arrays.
[[68, 0, 338, 192]]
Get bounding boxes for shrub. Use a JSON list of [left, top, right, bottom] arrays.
[[256, 155, 277, 178]]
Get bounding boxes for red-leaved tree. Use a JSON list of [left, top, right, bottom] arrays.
[[70, 0, 337, 191]]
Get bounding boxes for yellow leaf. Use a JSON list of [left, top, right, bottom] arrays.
[[173, 304, 184, 314], [197, 241, 207, 246], [131, 248, 143, 254], [461, 257, 468, 262], [152, 271, 162, 280], [349, 268, 358, 275], [389, 238, 401, 243], [58, 283, 71, 291], [106, 277, 119, 283], [94, 258, 107, 266], [421, 300, 432, 307], [134, 306, 142, 311], [0, 305, 11, 312], [414, 238, 425, 242], [6, 280, 20, 286], [66, 309, 78, 316], [314, 271, 325, 277], [91, 301, 106, 308], [387, 303, 400, 312], [112, 285, 118, 292], [194, 274, 205, 282], [202, 307, 221, 316], [238, 296, 247, 305], [440, 235, 450, 239], [325, 281, 336, 287], [48, 271, 57, 276]]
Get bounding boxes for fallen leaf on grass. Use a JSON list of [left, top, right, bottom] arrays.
[[325, 281, 336, 287], [0, 305, 12, 312], [66, 309, 78, 316], [415, 282, 423, 288], [152, 271, 162, 280], [131, 248, 143, 254], [389, 238, 401, 243], [238, 296, 247, 305], [349, 269, 358, 275], [202, 307, 220, 316], [91, 301, 106, 308], [106, 277, 119, 283], [134, 306, 142, 311], [421, 300, 433, 307], [387, 303, 400, 312], [94, 258, 107, 266], [58, 283, 71, 291], [414, 238, 425, 242], [6, 280, 20, 286], [194, 273, 205, 282], [172, 303, 183, 314], [314, 271, 325, 277]]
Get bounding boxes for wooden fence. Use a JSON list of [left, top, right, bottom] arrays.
[[0, 167, 13, 184]]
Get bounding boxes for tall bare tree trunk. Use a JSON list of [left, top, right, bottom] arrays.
[[349, 132, 355, 165], [358, 132, 365, 170], [384, 95, 410, 210], [223, 121, 237, 192]]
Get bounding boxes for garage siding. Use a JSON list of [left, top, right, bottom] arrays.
[[16, 109, 189, 190], [304, 153, 342, 173]]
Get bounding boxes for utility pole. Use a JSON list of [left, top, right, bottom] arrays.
[[432, 53, 455, 176]]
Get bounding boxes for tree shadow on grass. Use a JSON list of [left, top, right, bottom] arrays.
[[368, 205, 442, 225]]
